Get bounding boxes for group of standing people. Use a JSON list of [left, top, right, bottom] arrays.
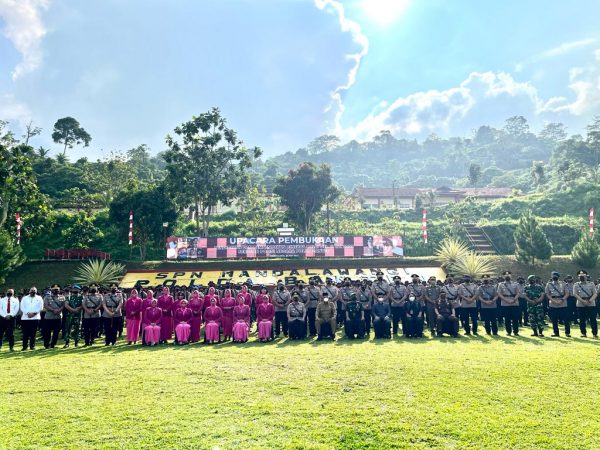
[[0, 268, 598, 351]]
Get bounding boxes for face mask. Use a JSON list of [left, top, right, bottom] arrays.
[[309, 281, 315, 286], [552, 276, 559, 281], [90, 290, 96, 294], [279, 286, 284, 291], [29, 291, 35, 296], [504, 277, 511, 282], [111, 288, 117, 293], [409, 296, 416, 302], [483, 281, 489, 285], [345, 282, 351, 287], [378, 297, 384, 302], [580, 276, 586, 282], [326, 281, 332, 285], [298, 285, 304, 290], [395, 281, 401, 285], [324, 298, 329, 303], [377, 276, 383, 281], [7, 293, 12, 297], [52, 289, 59, 295]]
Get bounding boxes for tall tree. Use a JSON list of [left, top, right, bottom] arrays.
[[504, 116, 530, 138], [468, 163, 482, 186], [273, 162, 339, 233], [61, 212, 104, 249], [52, 116, 92, 156], [0, 229, 25, 285], [307, 135, 340, 155], [109, 184, 178, 260], [163, 108, 261, 236], [514, 212, 553, 264], [539, 122, 567, 145], [22, 120, 42, 146], [571, 231, 600, 269]]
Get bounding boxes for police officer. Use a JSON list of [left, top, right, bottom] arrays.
[[273, 282, 291, 338], [435, 291, 458, 337], [357, 279, 374, 335], [345, 293, 364, 339], [315, 293, 336, 340], [524, 275, 545, 337], [389, 276, 407, 336], [478, 275, 498, 335], [372, 295, 391, 339], [516, 276, 529, 326], [564, 275, 578, 325], [407, 274, 424, 301], [102, 283, 123, 346], [458, 275, 478, 335], [306, 277, 322, 337], [442, 277, 459, 334], [42, 284, 65, 349], [574, 270, 598, 338], [423, 276, 441, 334], [63, 284, 83, 348], [82, 285, 103, 346], [371, 271, 390, 299], [545, 271, 570, 337], [404, 293, 424, 338], [338, 278, 355, 328], [497, 271, 522, 336], [321, 277, 339, 310]]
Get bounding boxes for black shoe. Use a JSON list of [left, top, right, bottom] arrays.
[[331, 336, 336, 341], [21, 348, 27, 352], [63, 343, 70, 348], [551, 334, 559, 337], [473, 332, 479, 336], [565, 334, 571, 337], [531, 333, 538, 337], [514, 332, 519, 336], [539, 333, 544, 337], [316, 336, 323, 341]]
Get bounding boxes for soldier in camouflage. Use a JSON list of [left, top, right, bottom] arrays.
[[524, 275, 545, 337]]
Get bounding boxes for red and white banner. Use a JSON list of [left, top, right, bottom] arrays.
[[590, 208, 594, 236], [422, 209, 428, 244], [15, 213, 21, 245], [128, 210, 133, 245]]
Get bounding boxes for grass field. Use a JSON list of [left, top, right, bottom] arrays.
[[1, 328, 600, 449]]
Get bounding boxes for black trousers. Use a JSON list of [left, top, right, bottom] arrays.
[[336, 301, 344, 327], [82, 317, 98, 345], [274, 311, 288, 337], [405, 316, 424, 337], [502, 306, 520, 334], [363, 309, 372, 333], [373, 316, 391, 338], [567, 297, 578, 322], [426, 304, 437, 331], [104, 317, 123, 345], [21, 320, 39, 349], [391, 306, 405, 335], [345, 317, 365, 338], [518, 298, 529, 324], [0, 317, 16, 349], [480, 309, 498, 335], [307, 308, 317, 335], [42, 318, 62, 348], [288, 319, 306, 339], [578, 307, 598, 336], [549, 308, 570, 336], [460, 308, 478, 334]]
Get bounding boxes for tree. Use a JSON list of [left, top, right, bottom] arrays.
[[22, 120, 42, 146], [238, 185, 268, 235], [468, 163, 482, 186], [163, 108, 261, 236], [273, 162, 338, 233], [539, 122, 567, 145], [571, 231, 600, 269], [504, 116, 530, 138], [514, 212, 553, 264], [307, 135, 340, 155], [0, 122, 49, 234], [531, 161, 545, 187], [586, 116, 600, 146], [0, 229, 26, 285], [61, 212, 104, 249], [109, 184, 178, 260], [52, 117, 92, 156]]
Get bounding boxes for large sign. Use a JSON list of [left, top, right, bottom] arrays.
[[119, 266, 444, 288], [166, 235, 403, 260]]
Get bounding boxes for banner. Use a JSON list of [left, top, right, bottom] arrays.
[[166, 235, 403, 260], [119, 266, 445, 288]]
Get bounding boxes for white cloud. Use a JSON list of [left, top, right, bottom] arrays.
[[516, 37, 597, 72], [314, 0, 369, 132], [0, 0, 49, 80], [0, 93, 31, 124], [335, 71, 548, 141], [542, 65, 600, 115]]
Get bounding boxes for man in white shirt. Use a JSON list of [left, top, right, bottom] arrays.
[[0, 289, 20, 351], [20, 287, 43, 351]]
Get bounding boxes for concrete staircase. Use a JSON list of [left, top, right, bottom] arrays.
[[464, 224, 497, 255]]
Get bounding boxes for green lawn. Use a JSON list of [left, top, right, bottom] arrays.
[[1, 328, 599, 449]]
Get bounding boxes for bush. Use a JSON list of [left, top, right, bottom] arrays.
[[571, 232, 600, 268]]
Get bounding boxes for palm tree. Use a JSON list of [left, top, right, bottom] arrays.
[[55, 153, 68, 164], [36, 146, 50, 159]]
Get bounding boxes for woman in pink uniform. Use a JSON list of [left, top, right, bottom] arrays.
[[174, 299, 193, 345], [255, 286, 271, 307], [257, 296, 275, 342], [140, 289, 155, 339], [124, 289, 143, 345], [157, 287, 174, 343], [203, 286, 220, 312], [204, 297, 222, 344], [232, 295, 251, 343], [188, 289, 203, 343], [220, 289, 236, 341], [143, 298, 162, 346]]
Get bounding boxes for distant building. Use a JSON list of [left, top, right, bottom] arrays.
[[351, 186, 514, 209]]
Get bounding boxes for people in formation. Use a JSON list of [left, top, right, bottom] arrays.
[[0, 269, 598, 351]]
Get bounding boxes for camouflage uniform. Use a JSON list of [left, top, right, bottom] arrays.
[[524, 283, 545, 333], [64, 294, 83, 346]]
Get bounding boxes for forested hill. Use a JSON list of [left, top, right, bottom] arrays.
[[256, 116, 599, 194]]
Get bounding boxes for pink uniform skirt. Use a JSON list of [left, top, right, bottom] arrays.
[[232, 321, 249, 342], [175, 323, 191, 343], [144, 325, 160, 344], [205, 322, 220, 342], [258, 320, 272, 340]]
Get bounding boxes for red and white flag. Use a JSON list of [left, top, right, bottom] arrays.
[[590, 208, 594, 236], [422, 209, 428, 244], [128, 210, 133, 245], [15, 213, 21, 245]]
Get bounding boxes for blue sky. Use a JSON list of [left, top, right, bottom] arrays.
[[1, 0, 599, 159]]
